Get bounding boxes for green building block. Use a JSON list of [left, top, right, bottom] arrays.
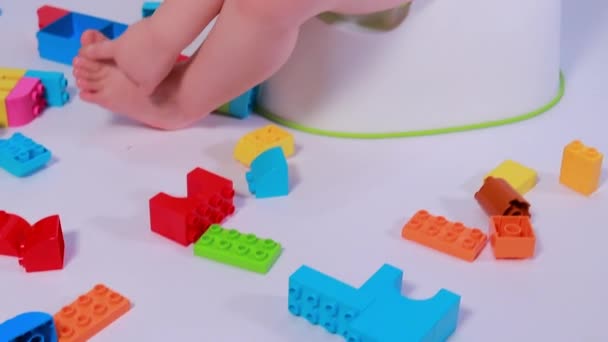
[[193, 224, 282, 274]]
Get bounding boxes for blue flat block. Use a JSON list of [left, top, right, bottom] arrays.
[[289, 265, 375, 339], [142, 2, 161, 17], [0, 311, 58, 342], [288, 263, 461, 342], [37, 12, 128, 65], [25, 69, 69, 107], [0, 133, 52, 177], [246, 146, 288, 198]]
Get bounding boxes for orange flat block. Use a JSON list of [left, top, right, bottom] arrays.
[[54, 284, 131, 342], [401, 210, 487, 262], [489, 216, 535, 259]]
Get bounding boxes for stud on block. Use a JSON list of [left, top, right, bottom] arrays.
[[5, 77, 47, 127], [486, 159, 538, 195], [559, 140, 603, 196]]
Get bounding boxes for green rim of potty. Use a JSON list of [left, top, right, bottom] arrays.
[[255, 72, 565, 139]]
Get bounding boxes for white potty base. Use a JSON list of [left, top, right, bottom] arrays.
[[255, 0, 563, 139]]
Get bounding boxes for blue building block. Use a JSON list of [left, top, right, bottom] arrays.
[[0, 311, 58, 342], [217, 85, 260, 119], [246, 146, 288, 198], [37, 11, 128, 65], [0, 133, 52, 177], [288, 264, 461, 342], [24, 70, 69, 107], [142, 2, 161, 17]]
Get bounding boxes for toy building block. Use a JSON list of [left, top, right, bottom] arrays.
[[486, 159, 538, 195], [234, 124, 295, 167], [489, 216, 535, 259], [401, 210, 487, 262], [54, 284, 131, 342], [150, 167, 235, 246], [37, 5, 70, 29], [0, 90, 8, 127], [2, 77, 47, 127], [142, 2, 161, 18], [289, 263, 460, 341], [24, 70, 70, 106], [246, 147, 289, 198], [0, 133, 52, 177], [36, 7, 128, 65], [0, 67, 26, 80], [0, 311, 58, 342], [559, 140, 603, 196], [0, 211, 29, 257], [19, 215, 65, 272], [176, 54, 189, 63], [215, 85, 260, 119], [475, 176, 531, 217], [193, 224, 282, 274]]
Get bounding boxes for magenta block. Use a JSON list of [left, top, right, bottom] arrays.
[[6, 77, 46, 127]]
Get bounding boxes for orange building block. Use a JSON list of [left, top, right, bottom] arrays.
[[401, 210, 488, 262], [489, 216, 535, 259], [54, 284, 131, 342], [559, 140, 603, 196]]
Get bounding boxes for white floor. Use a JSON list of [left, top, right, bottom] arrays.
[[1, 1, 607, 341]]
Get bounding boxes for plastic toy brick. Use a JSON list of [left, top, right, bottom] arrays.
[[288, 263, 460, 341], [3, 77, 47, 127], [176, 54, 189, 63], [0, 211, 29, 257], [475, 176, 531, 217], [149, 192, 233, 246], [25, 70, 70, 106], [193, 224, 282, 274], [19, 215, 65, 272], [186, 167, 235, 201], [37, 7, 128, 65], [402, 210, 487, 262], [0, 133, 52, 177], [246, 146, 289, 198], [559, 140, 604, 196], [142, 2, 161, 17], [234, 124, 295, 167], [37, 5, 70, 29], [489, 216, 535, 259], [0, 67, 26, 80], [0, 311, 58, 342], [486, 159, 538, 195], [54, 284, 131, 342], [0, 90, 8, 127], [215, 85, 260, 119]]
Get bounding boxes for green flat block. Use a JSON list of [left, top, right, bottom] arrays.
[[193, 224, 282, 274]]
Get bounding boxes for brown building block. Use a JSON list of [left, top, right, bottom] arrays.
[[474, 177, 531, 217]]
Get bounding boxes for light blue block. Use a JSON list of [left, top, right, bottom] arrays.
[[37, 12, 128, 65], [142, 2, 161, 17], [25, 69, 69, 106], [246, 146, 289, 198], [288, 263, 461, 342], [222, 85, 260, 119], [0, 133, 52, 177], [0, 311, 58, 342]]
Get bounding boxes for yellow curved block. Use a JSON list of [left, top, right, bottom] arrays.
[[559, 140, 603, 196], [0, 90, 9, 127], [485, 160, 537, 195], [234, 124, 294, 166], [0, 67, 26, 80]]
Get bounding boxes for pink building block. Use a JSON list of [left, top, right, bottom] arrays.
[[6, 77, 46, 127]]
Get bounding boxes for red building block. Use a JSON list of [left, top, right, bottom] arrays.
[[489, 216, 536, 259], [19, 215, 65, 272], [187, 167, 235, 201], [0, 211, 29, 257], [37, 5, 70, 29], [176, 54, 189, 63]]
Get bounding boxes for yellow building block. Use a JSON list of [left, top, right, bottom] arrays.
[[234, 124, 295, 166], [485, 160, 538, 195], [0, 67, 26, 80], [0, 90, 9, 127], [0, 79, 19, 91], [559, 140, 603, 196]]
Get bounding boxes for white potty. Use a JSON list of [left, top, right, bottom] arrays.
[[255, 0, 563, 138]]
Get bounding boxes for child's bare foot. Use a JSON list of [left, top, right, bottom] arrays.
[[73, 30, 195, 130], [79, 20, 179, 95]]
